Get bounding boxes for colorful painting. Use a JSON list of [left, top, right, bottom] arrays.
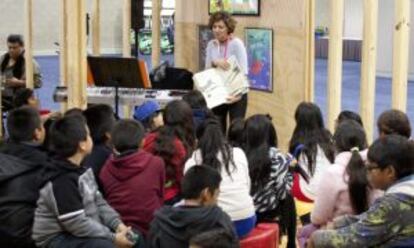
[[245, 28, 273, 92], [209, 0, 260, 16], [198, 25, 215, 71]]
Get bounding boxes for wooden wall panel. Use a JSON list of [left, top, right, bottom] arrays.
[[175, 0, 309, 149]]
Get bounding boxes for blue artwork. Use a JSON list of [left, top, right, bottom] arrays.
[[245, 28, 273, 92]]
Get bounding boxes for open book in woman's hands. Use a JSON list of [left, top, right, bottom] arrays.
[[193, 56, 249, 108]]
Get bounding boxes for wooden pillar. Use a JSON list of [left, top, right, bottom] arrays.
[[360, 0, 378, 143], [92, 0, 101, 56], [24, 0, 34, 89], [59, 0, 69, 112], [66, 0, 87, 109], [304, 0, 315, 102], [152, 0, 162, 68], [392, 0, 411, 111], [327, 0, 344, 131], [123, 0, 131, 57]]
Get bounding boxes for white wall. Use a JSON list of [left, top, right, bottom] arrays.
[[0, 0, 123, 55], [316, 0, 414, 79]]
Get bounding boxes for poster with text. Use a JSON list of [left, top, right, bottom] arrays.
[[245, 28, 273, 92]]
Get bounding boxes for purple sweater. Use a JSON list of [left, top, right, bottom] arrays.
[[311, 150, 383, 225]]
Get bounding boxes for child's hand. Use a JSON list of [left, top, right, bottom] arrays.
[[114, 227, 133, 248], [116, 223, 129, 233]]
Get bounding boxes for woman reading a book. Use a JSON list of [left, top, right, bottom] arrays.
[[205, 11, 248, 131]]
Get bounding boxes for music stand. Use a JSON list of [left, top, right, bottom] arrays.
[[87, 56, 145, 116]]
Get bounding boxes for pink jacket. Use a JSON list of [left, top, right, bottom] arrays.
[[311, 150, 383, 225]]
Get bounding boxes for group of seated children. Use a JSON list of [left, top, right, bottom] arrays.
[[0, 89, 413, 248]]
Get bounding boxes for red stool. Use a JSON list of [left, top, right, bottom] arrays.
[[240, 223, 279, 248]]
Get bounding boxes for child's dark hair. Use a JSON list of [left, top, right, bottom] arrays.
[[155, 100, 195, 179], [83, 104, 116, 144], [49, 115, 88, 158], [196, 116, 235, 176], [182, 90, 208, 110], [368, 135, 414, 180], [189, 229, 238, 248], [227, 118, 245, 148], [64, 108, 84, 117], [13, 88, 34, 108], [243, 114, 277, 194], [289, 102, 335, 176], [112, 119, 145, 153], [377, 109, 411, 138], [7, 106, 41, 143], [42, 113, 62, 152], [182, 166, 222, 200], [337, 110, 363, 127], [334, 120, 369, 214]]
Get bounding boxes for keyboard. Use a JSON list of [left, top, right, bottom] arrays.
[[53, 86, 189, 107]]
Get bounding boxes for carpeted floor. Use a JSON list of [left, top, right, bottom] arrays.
[[35, 56, 414, 138]]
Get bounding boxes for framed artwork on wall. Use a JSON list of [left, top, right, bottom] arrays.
[[209, 0, 260, 16], [198, 25, 215, 71], [245, 28, 273, 92]]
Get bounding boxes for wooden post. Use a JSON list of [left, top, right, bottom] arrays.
[[92, 0, 101, 56], [66, 0, 87, 109], [123, 0, 131, 57], [59, 0, 69, 112], [152, 0, 162, 68], [392, 0, 411, 111], [122, 0, 132, 117], [327, 0, 344, 131], [304, 0, 315, 102], [360, 0, 378, 143], [24, 0, 34, 89]]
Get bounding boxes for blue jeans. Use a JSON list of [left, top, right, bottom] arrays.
[[233, 215, 257, 238]]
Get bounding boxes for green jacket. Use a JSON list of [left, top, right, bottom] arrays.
[[313, 175, 414, 248]]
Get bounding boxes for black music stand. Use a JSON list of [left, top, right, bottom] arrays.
[[87, 56, 145, 117]]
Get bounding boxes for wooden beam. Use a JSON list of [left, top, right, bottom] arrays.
[[66, 0, 87, 109], [152, 0, 162, 68], [392, 0, 411, 111], [24, 0, 34, 89], [92, 0, 101, 56], [59, 0, 69, 112], [360, 0, 378, 143], [327, 0, 344, 131], [123, 0, 131, 57], [304, 0, 315, 102]]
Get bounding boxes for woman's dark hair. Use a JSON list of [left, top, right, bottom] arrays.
[[196, 116, 235, 176], [289, 102, 335, 176], [208, 11, 237, 34], [377, 109, 411, 138], [1, 35, 25, 77], [228, 118, 245, 148], [337, 110, 363, 127], [243, 114, 278, 194], [334, 120, 369, 214], [368, 135, 414, 180], [182, 90, 208, 110], [155, 100, 195, 178], [13, 88, 34, 108]]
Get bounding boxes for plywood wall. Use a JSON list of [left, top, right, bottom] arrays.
[[175, 0, 309, 150]]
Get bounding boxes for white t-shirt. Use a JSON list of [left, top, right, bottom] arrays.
[[205, 37, 249, 75], [184, 147, 255, 221]]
